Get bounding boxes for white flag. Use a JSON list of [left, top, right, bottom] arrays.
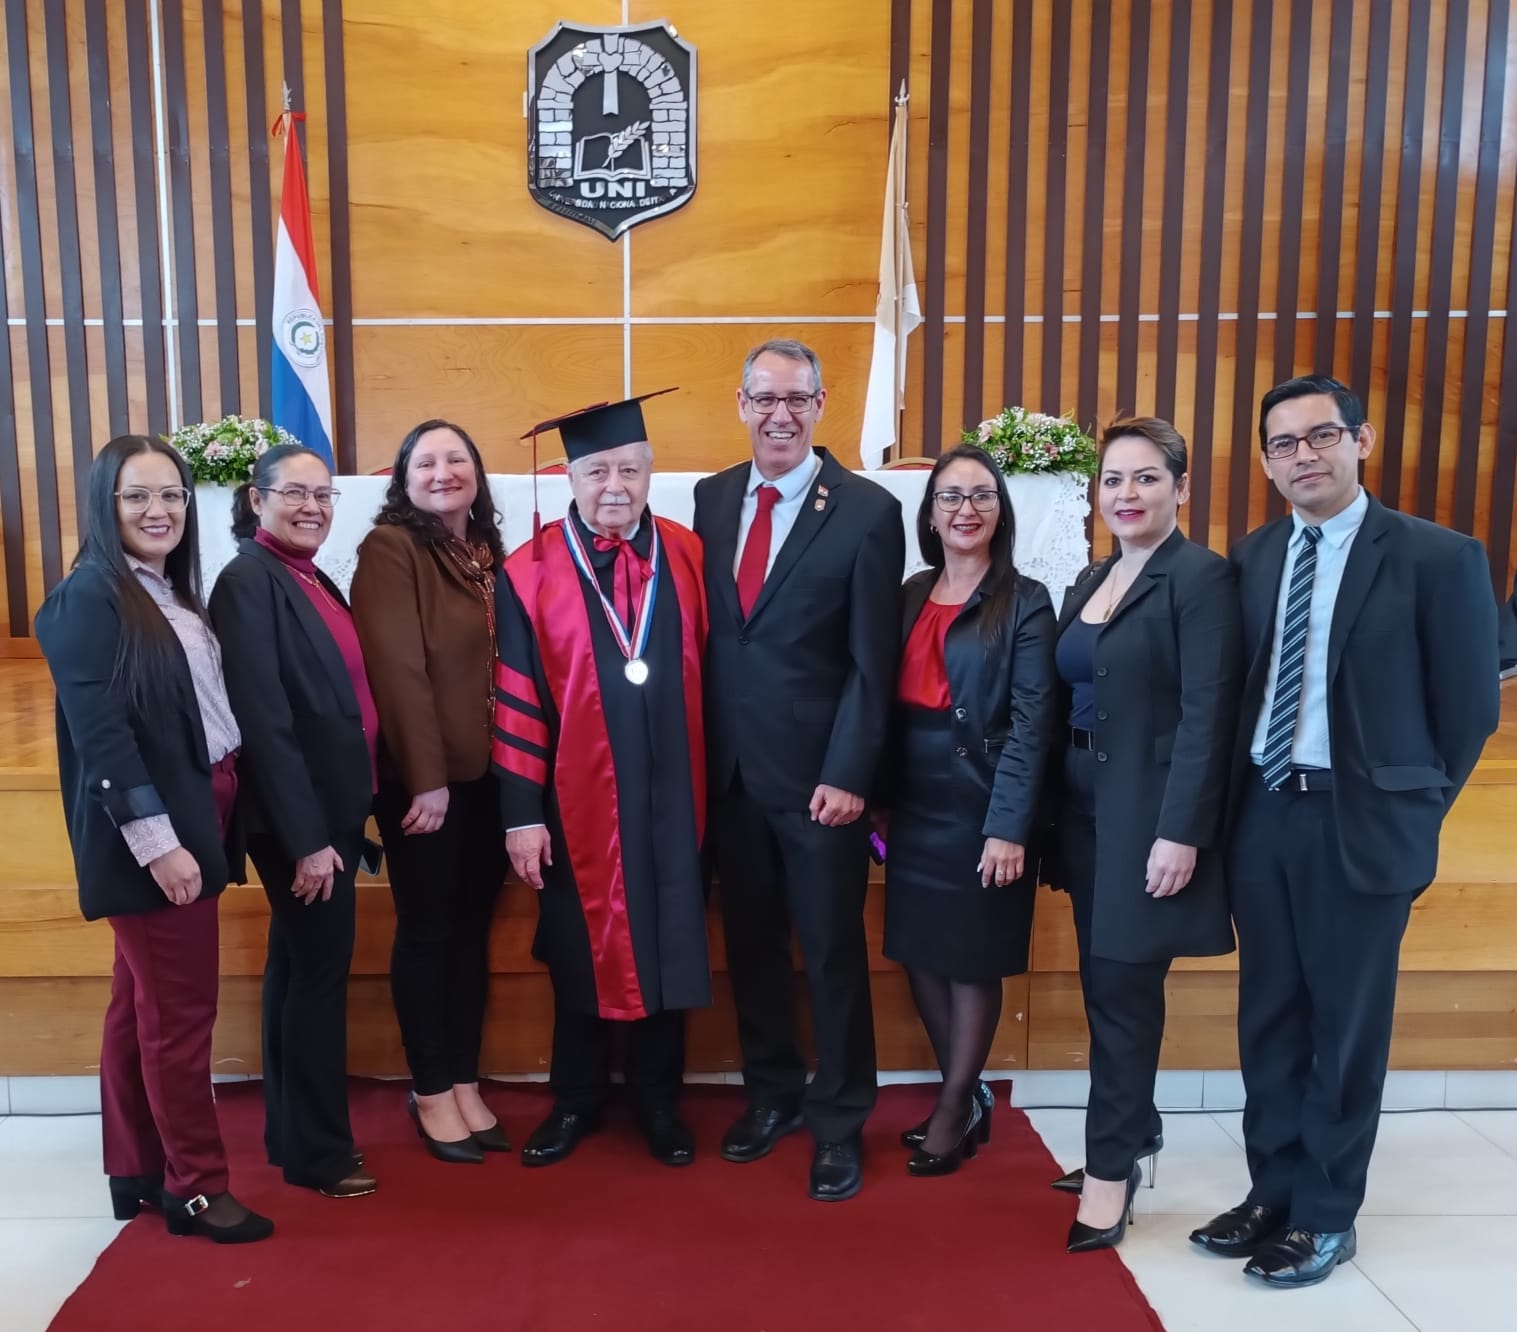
[[859, 101, 921, 469]]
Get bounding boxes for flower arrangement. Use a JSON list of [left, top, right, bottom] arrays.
[[964, 406, 1098, 478], [168, 415, 299, 485]]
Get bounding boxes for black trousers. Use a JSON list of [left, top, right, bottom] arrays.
[[375, 774, 506, 1096], [550, 993, 686, 1119], [250, 828, 361, 1189], [1061, 746, 1168, 1181], [712, 773, 876, 1143], [1230, 777, 1413, 1232]]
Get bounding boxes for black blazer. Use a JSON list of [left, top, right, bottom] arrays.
[[1231, 494, 1500, 896], [891, 570, 1057, 846], [693, 447, 906, 808], [34, 561, 241, 920], [1048, 529, 1242, 963], [208, 540, 374, 861]]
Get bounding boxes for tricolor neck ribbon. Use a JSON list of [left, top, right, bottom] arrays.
[[562, 516, 661, 665]]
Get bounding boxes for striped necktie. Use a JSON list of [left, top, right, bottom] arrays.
[[1260, 525, 1324, 790]]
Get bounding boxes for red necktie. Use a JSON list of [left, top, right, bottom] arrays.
[[736, 484, 781, 618], [592, 535, 647, 633]]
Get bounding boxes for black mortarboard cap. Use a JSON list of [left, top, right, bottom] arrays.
[[521, 387, 677, 463]]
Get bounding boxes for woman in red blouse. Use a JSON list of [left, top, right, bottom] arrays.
[[880, 444, 1057, 1175]]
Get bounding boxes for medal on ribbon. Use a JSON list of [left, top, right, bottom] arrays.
[[562, 515, 660, 686]]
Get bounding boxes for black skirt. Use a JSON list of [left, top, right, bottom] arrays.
[[883, 708, 1035, 982]]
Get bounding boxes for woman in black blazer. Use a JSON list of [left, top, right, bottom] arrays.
[[34, 435, 272, 1244], [880, 443, 1057, 1174], [209, 445, 379, 1199], [1050, 417, 1242, 1253]]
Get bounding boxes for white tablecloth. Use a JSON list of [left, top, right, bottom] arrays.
[[197, 471, 1091, 610]]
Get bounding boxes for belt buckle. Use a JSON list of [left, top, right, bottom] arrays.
[[184, 1193, 210, 1217]]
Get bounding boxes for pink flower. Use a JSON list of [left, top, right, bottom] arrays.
[[977, 420, 994, 443]]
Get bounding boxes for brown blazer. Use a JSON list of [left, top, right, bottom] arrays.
[[350, 523, 495, 793]]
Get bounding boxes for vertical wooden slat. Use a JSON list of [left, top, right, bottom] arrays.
[[1153, 0, 1192, 426], [323, 0, 356, 473], [1349, 0, 1393, 403], [0, 217, 28, 634], [1114, 0, 1150, 417], [42, 0, 94, 525], [1490, 201, 1517, 595], [1453, 0, 1509, 538], [5, 0, 63, 588], [243, 0, 274, 420], [160, 0, 203, 424], [84, 0, 129, 437], [1189, 0, 1235, 547], [960, 0, 993, 432], [919, 0, 952, 454], [1313, 0, 1355, 375], [1380, 0, 1433, 512], [1226, 0, 1275, 549], [1039, 0, 1072, 414], [1075, 0, 1111, 433], [889, 0, 911, 148], [201, 0, 240, 417], [1414, 0, 1469, 520], [124, 0, 168, 437], [1000, 0, 1033, 410]]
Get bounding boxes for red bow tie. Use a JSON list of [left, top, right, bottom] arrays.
[[592, 534, 650, 632]]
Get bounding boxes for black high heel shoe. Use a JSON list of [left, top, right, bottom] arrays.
[[906, 1098, 983, 1177], [1065, 1163, 1142, 1253], [162, 1191, 274, 1244], [108, 1172, 163, 1220], [901, 1080, 995, 1148], [1051, 1133, 1163, 1193], [407, 1092, 485, 1164]]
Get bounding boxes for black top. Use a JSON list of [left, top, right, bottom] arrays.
[[1055, 615, 1100, 730]]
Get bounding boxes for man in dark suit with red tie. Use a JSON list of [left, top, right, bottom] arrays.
[[693, 338, 905, 1201], [1191, 375, 1500, 1286]]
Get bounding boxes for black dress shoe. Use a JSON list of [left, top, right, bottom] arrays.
[[906, 1098, 982, 1177], [520, 1107, 601, 1167], [108, 1172, 164, 1220], [720, 1104, 804, 1163], [1066, 1164, 1142, 1253], [640, 1110, 695, 1167], [809, 1139, 863, 1202], [318, 1168, 378, 1199], [470, 1122, 512, 1152], [162, 1190, 274, 1244], [1189, 1201, 1288, 1257], [901, 1080, 995, 1149], [1243, 1227, 1357, 1287], [406, 1092, 485, 1164], [1051, 1134, 1163, 1193]]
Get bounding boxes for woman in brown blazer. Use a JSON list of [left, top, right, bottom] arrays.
[[351, 420, 509, 1164]]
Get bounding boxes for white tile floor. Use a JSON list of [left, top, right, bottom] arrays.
[[0, 1103, 1508, 1330]]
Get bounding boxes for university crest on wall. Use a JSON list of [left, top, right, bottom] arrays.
[[527, 21, 697, 241]]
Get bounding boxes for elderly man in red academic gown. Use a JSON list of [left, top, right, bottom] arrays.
[[492, 391, 711, 1167]]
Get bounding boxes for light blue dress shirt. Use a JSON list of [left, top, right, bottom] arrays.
[[733, 450, 824, 578], [1249, 487, 1370, 769]]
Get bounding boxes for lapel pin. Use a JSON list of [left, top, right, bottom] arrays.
[[814, 497, 827, 511], [817, 484, 829, 497]]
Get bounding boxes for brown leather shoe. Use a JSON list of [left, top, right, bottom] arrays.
[[319, 1168, 378, 1199]]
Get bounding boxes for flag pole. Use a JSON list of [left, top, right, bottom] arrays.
[[892, 80, 909, 462]]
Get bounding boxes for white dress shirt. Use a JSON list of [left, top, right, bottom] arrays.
[[732, 450, 823, 578], [1249, 487, 1370, 769]]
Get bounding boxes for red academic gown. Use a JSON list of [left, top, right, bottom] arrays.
[[492, 509, 711, 1020]]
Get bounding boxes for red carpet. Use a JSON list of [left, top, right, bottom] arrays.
[[51, 1081, 1164, 1332]]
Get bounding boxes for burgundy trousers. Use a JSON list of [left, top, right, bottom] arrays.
[[99, 753, 238, 1198]]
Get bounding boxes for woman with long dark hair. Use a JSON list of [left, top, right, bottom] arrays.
[[350, 420, 510, 1162], [34, 435, 272, 1243], [1049, 417, 1241, 1253], [209, 444, 378, 1199], [880, 443, 1057, 1174]]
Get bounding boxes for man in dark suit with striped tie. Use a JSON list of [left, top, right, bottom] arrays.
[[1190, 376, 1500, 1286]]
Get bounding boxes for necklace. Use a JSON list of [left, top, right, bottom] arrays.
[[1102, 568, 1129, 621], [438, 536, 498, 732], [293, 568, 344, 616]]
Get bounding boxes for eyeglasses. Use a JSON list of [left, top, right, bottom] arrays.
[[744, 392, 819, 415], [257, 484, 340, 507], [933, 488, 1000, 512], [116, 486, 190, 512], [1262, 423, 1355, 460]]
